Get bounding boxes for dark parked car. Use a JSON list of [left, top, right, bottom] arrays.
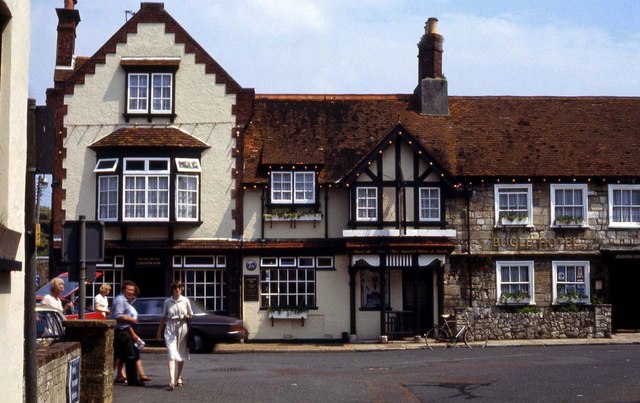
[[132, 297, 248, 353]]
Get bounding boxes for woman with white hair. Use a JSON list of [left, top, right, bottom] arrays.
[[41, 277, 73, 314], [94, 283, 112, 317]]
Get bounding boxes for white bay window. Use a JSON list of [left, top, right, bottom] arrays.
[[94, 157, 201, 222]]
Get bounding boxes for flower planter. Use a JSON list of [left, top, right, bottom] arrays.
[[268, 311, 308, 319], [0, 225, 22, 271], [264, 213, 322, 222], [554, 220, 584, 228], [500, 298, 531, 306], [268, 310, 308, 327], [500, 217, 528, 226]]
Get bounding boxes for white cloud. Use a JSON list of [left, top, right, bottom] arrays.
[[443, 13, 640, 95]]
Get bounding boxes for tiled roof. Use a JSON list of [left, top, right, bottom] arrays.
[[243, 95, 640, 183], [89, 127, 209, 149]]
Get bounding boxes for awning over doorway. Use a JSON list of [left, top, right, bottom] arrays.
[[352, 254, 444, 267]]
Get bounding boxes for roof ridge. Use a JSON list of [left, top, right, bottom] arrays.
[[255, 94, 413, 101]]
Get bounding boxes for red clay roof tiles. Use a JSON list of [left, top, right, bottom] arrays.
[[243, 95, 640, 183], [89, 127, 209, 149]]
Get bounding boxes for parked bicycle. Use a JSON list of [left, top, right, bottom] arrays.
[[424, 313, 487, 349]]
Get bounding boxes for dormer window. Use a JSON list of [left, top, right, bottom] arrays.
[[121, 57, 180, 122], [270, 171, 316, 205]]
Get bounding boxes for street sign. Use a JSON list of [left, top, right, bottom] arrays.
[[62, 219, 104, 282]]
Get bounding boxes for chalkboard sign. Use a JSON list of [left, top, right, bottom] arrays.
[[244, 275, 259, 302], [68, 356, 80, 403]]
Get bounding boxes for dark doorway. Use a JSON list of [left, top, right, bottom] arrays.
[[609, 259, 640, 331], [128, 255, 169, 297], [403, 267, 436, 334]]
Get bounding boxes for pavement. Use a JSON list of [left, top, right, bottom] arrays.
[[143, 333, 640, 354]]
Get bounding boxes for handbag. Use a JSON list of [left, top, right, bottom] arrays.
[[186, 317, 196, 351]]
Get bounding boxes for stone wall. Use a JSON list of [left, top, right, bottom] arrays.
[[459, 304, 612, 340], [36, 342, 81, 403]]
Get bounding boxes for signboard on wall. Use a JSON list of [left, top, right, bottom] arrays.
[[244, 275, 259, 302], [68, 356, 80, 403]]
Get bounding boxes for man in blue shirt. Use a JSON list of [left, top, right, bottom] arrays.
[[112, 280, 144, 386]]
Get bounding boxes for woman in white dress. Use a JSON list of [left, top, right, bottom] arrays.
[[156, 281, 193, 391]]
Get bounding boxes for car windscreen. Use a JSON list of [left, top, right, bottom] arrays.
[[36, 310, 65, 338], [35, 279, 79, 298], [188, 298, 206, 314], [132, 299, 164, 315]]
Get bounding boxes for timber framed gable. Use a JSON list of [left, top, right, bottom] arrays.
[[341, 124, 458, 229]]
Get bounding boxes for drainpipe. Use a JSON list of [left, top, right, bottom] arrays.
[[24, 99, 37, 403], [466, 189, 472, 307], [324, 186, 329, 239], [260, 187, 265, 239]]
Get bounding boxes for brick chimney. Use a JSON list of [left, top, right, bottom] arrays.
[[55, 0, 80, 68], [415, 18, 449, 116]]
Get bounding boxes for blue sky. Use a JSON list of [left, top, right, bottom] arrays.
[[29, 0, 639, 104]]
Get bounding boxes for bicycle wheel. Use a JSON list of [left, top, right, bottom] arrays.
[[463, 328, 487, 348], [425, 326, 450, 349]]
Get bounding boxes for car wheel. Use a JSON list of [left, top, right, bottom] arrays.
[[190, 331, 214, 354]]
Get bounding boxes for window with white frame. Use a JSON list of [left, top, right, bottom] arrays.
[[176, 175, 198, 220], [553, 261, 590, 303], [260, 257, 316, 309], [419, 187, 441, 221], [126, 72, 173, 115], [551, 184, 588, 226], [91, 256, 125, 309], [127, 73, 148, 113], [495, 184, 532, 226], [123, 158, 170, 221], [173, 255, 227, 311], [270, 171, 315, 204], [356, 187, 378, 221], [608, 185, 640, 227], [496, 261, 534, 303], [151, 73, 172, 113], [97, 176, 119, 221]]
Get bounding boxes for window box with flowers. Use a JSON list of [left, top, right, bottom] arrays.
[[263, 208, 322, 222], [555, 290, 589, 305], [499, 212, 529, 226], [554, 215, 585, 228], [267, 305, 310, 325], [499, 290, 532, 305]]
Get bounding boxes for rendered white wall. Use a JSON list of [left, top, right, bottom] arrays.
[[0, 0, 30, 400], [62, 23, 237, 239]]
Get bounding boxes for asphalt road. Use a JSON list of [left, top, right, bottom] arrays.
[[113, 345, 640, 402]]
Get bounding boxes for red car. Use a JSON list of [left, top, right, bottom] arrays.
[[36, 272, 105, 319]]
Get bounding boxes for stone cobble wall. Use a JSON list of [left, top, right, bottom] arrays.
[[458, 305, 612, 340], [441, 183, 635, 320], [447, 183, 640, 255], [36, 342, 81, 403]]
